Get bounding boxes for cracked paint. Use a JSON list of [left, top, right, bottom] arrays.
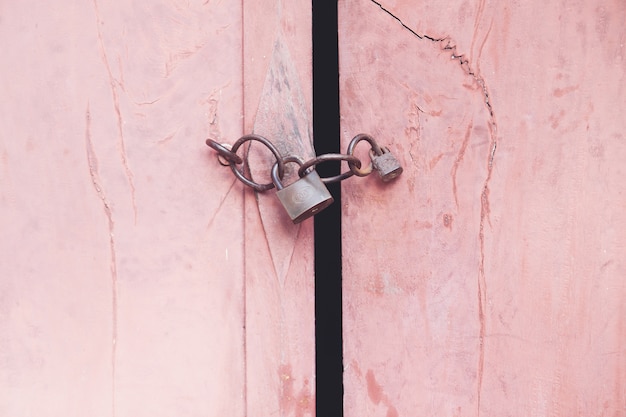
[[341, 1, 506, 416], [1, 0, 256, 415], [92, 0, 137, 223], [85, 104, 118, 417], [241, 2, 316, 417], [367, 4, 499, 412], [343, 1, 626, 416], [249, 35, 313, 287]]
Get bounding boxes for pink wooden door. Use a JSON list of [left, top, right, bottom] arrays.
[[339, 0, 626, 416], [0, 1, 314, 416]]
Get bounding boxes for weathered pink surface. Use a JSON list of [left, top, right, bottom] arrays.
[[243, 1, 316, 417], [0, 1, 313, 416], [340, 0, 626, 416]]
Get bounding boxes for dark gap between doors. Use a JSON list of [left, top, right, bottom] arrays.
[[312, 1, 343, 416]]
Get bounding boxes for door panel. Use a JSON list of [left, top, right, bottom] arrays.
[[339, 0, 626, 415], [0, 1, 314, 416], [243, 1, 316, 417]]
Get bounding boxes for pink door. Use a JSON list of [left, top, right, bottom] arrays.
[[3, 1, 625, 416], [339, 0, 626, 416], [0, 1, 314, 416]]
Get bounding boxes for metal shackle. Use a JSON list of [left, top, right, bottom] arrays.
[[271, 156, 334, 223]]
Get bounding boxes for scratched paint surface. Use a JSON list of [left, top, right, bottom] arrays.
[[340, 1, 626, 416], [242, 2, 316, 417], [0, 1, 314, 416]]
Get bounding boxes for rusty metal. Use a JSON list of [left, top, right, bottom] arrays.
[[346, 133, 383, 177], [228, 134, 285, 192], [370, 147, 403, 182], [298, 153, 362, 184], [205, 133, 401, 188], [206, 139, 243, 165], [271, 156, 334, 223]]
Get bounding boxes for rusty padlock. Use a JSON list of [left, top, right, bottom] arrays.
[[370, 147, 403, 182], [271, 156, 334, 224]]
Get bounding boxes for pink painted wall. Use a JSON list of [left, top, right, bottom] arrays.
[[340, 0, 626, 416], [0, 1, 314, 416]]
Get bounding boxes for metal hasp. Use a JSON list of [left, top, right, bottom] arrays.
[[206, 133, 401, 222], [271, 156, 334, 224]]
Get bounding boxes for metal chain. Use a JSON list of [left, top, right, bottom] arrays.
[[298, 153, 361, 184], [205, 133, 401, 191], [207, 134, 285, 192]]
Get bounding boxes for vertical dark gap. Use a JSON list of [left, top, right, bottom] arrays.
[[313, 1, 343, 417]]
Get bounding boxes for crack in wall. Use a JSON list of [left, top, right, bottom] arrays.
[[85, 104, 118, 417], [371, 1, 499, 414], [92, 0, 137, 223], [452, 122, 473, 209]]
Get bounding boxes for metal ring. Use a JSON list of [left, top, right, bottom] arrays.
[[271, 156, 304, 190], [217, 143, 238, 166], [229, 134, 285, 192], [346, 133, 383, 177], [206, 139, 243, 165], [298, 153, 362, 184]]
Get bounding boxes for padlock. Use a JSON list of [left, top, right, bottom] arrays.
[[370, 147, 403, 182], [271, 157, 334, 224]]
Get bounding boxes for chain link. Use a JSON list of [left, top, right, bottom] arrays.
[[346, 133, 383, 177], [298, 153, 361, 184], [206, 139, 242, 165], [205, 133, 401, 191]]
